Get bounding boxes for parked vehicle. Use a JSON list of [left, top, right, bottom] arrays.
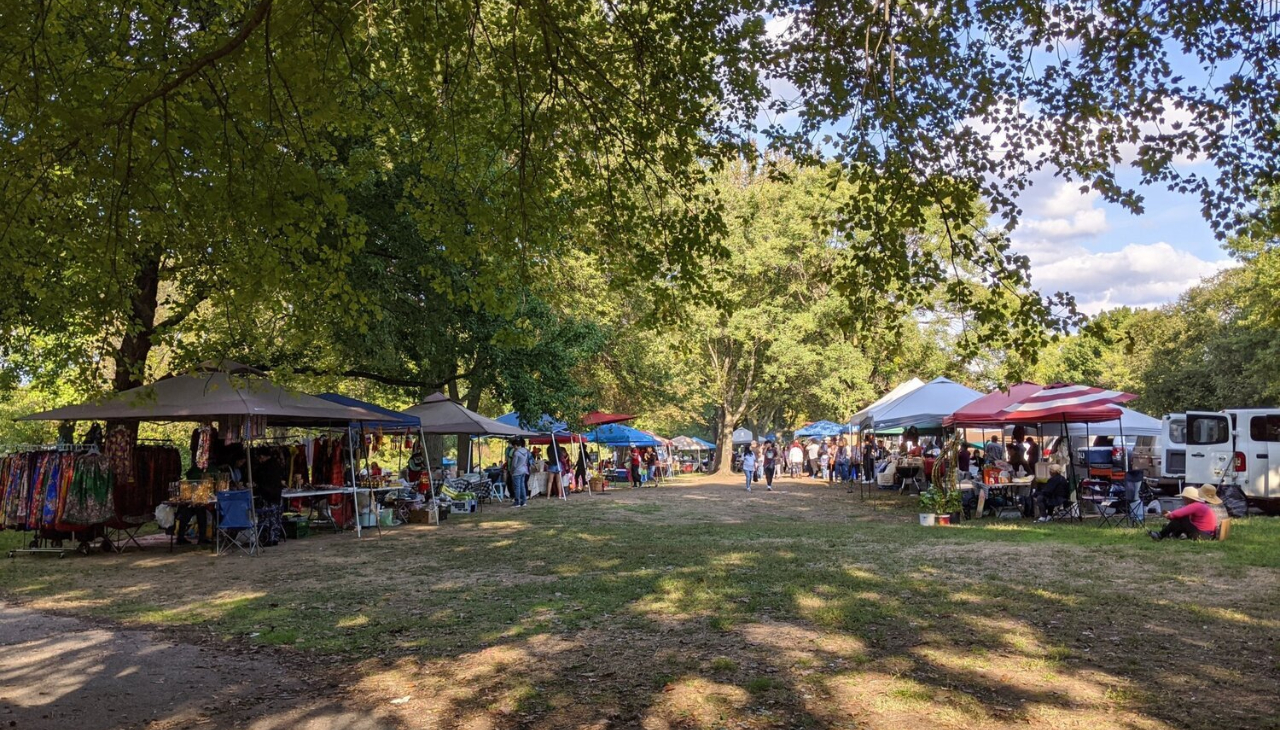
[[1127, 415, 1184, 494], [1180, 409, 1280, 512]]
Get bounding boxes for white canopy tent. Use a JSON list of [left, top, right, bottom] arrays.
[[1036, 407, 1162, 438], [850, 378, 925, 429], [731, 428, 755, 446], [861, 377, 984, 431]]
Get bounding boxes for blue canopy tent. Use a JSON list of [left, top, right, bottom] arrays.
[[317, 393, 421, 431], [495, 412, 571, 433], [794, 420, 846, 438], [587, 422, 663, 447], [316, 393, 429, 533]]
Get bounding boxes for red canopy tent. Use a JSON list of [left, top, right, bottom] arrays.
[[944, 382, 1044, 427], [583, 411, 635, 427], [528, 433, 588, 446], [993, 384, 1136, 424]]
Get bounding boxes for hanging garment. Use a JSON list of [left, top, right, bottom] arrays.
[[1, 455, 31, 529], [194, 426, 212, 470], [119, 446, 182, 523], [104, 426, 135, 487], [331, 438, 346, 486], [23, 452, 56, 530], [224, 416, 242, 445], [59, 454, 115, 529], [38, 452, 76, 529]]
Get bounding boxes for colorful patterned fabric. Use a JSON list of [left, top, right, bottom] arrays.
[[104, 426, 135, 486], [61, 454, 115, 528]]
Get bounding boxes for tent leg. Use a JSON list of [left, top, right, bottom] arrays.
[[348, 427, 362, 538]]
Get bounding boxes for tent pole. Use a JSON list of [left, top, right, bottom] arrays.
[[347, 426, 361, 538], [245, 436, 259, 555], [550, 431, 563, 500]]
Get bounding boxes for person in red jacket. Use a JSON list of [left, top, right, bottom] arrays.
[[629, 447, 643, 489], [1150, 487, 1218, 541]]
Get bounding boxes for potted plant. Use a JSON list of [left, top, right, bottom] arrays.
[[918, 489, 940, 526], [937, 488, 962, 525], [919, 488, 962, 526]]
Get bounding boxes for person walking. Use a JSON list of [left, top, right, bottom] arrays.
[[741, 446, 757, 492], [762, 440, 778, 491], [629, 447, 643, 489], [510, 438, 531, 507], [644, 447, 659, 484], [788, 440, 804, 478]]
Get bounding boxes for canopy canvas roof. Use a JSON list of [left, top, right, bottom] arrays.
[[582, 411, 635, 427], [794, 420, 847, 438], [316, 393, 421, 431], [20, 362, 386, 426], [403, 394, 539, 437], [671, 435, 714, 451], [1036, 407, 1162, 438], [994, 384, 1136, 425], [863, 377, 984, 431], [587, 423, 663, 447], [496, 412, 572, 434], [850, 378, 926, 427], [944, 382, 1044, 428]]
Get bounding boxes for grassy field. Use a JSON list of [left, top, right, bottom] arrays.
[[2, 474, 1278, 729]]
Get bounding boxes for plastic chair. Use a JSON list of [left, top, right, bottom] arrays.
[[216, 490, 259, 556]]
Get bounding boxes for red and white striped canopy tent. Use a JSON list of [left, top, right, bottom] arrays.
[[994, 383, 1137, 424]]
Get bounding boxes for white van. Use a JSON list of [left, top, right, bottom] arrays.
[[1183, 409, 1280, 511], [1153, 414, 1187, 484]]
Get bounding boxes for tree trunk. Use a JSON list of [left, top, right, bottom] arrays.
[[113, 249, 162, 391], [713, 408, 736, 474]]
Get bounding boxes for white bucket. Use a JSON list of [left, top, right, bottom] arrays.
[[919, 513, 936, 527]]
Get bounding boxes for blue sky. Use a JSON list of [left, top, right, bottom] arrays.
[[759, 14, 1238, 316]]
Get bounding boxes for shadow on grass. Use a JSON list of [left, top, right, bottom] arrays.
[[2, 483, 1278, 729]]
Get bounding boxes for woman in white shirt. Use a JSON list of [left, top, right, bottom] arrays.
[[788, 443, 804, 478]]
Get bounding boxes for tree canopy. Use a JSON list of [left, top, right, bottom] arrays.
[[2, 0, 1278, 439]]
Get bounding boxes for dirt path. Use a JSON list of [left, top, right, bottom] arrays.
[[0, 603, 400, 730]]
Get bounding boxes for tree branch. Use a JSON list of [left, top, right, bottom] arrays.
[[255, 364, 476, 391], [105, 0, 273, 129]]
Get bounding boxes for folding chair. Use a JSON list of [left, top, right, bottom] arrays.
[[1107, 470, 1149, 528], [215, 489, 259, 556], [1045, 491, 1081, 522], [1077, 479, 1123, 527]]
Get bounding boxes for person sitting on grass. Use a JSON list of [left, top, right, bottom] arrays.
[[1149, 487, 1218, 541], [1034, 463, 1071, 521]]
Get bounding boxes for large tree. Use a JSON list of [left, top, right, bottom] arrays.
[[4, 0, 1278, 406], [0, 0, 756, 392]]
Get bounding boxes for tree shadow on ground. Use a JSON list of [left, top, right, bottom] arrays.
[[2, 480, 1278, 729]]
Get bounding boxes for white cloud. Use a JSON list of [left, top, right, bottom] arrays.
[[764, 14, 793, 39], [1008, 178, 1230, 314], [1027, 242, 1234, 315]]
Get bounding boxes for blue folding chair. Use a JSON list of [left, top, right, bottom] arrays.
[[216, 490, 259, 556]]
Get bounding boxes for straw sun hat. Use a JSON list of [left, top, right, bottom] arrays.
[[1178, 486, 1205, 502], [1197, 484, 1224, 505]]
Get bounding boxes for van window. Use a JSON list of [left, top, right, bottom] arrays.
[[1166, 420, 1186, 444], [1188, 414, 1230, 445], [1249, 415, 1280, 442]]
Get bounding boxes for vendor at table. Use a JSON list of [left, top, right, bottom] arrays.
[[1034, 464, 1071, 521], [253, 449, 287, 507]]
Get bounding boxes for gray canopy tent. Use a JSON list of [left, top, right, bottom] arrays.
[[400, 393, 539, 496], [20, 361, 389, 539]]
